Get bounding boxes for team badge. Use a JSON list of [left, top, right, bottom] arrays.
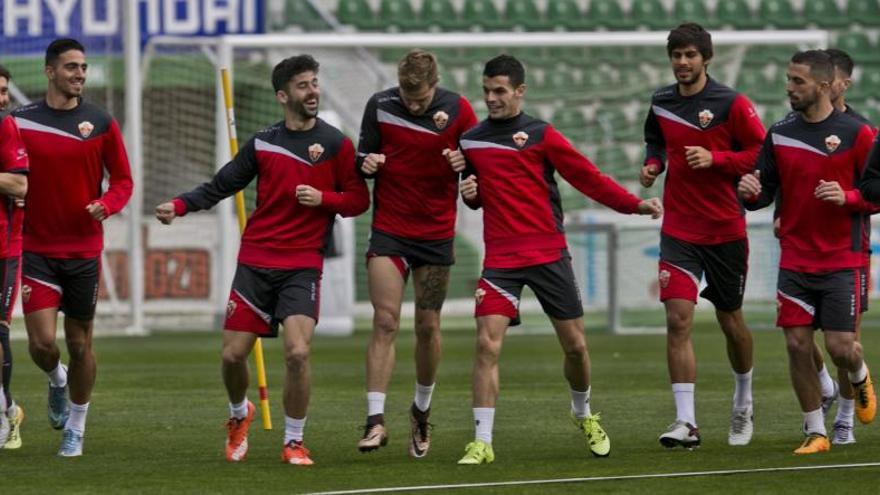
[[513, 131, 529, 148], [433, 110, 449, 130], [21, 284, 31, 304], [698, 109, 714, 128], [226, 300, 237, 319], [475, 287, 486, 305], [308, 143, 324, 162], [658, 270, 671, 289], [78, 121, 94, 138], [825, 134, 841, 153]]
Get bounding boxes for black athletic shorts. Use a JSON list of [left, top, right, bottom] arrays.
[[658, 233, 748, 312], [21, 252, 100, 321], [777, 268, 860, 332], [366, 229, 454, 279]]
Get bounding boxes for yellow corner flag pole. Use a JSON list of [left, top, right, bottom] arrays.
[[220, 68, 272, 430]]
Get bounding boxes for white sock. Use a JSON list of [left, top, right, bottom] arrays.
[[6, 400, 16, 418], [473, 407, 495, 444], [802, 408, 826, 436], [367, 391, 386, 416], [570, 387, 591, 419], [817, 364, 835, 398], [733, 369, 753, 410], [65, 402, 89, 434], [284, 416, 307, 444], [48, 362, 67, 388], [672, 383, 696, 426], [849, 362, 868, 384], [229, 399, 249, 420], [836, 398, 855, 425], [0, 386, 6, 413], [414, 382, 435, 413]]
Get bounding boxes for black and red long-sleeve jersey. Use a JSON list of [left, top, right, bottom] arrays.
[[173, 119, 369, 270], [0, 115, 28, 258], [357, 87, 477, 241], [14, 99, 132, 258], [644, 77, 766, 244], [746, 110, 875, 273], [460, 112, 642, 269]]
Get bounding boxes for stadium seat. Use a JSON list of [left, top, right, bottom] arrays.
[[421, 0, 468, 31], [630, 0, 671, 30], [802, 0, 848, 28], [533, 68, 578, 102], [586, 0, 635, 30], [281, 0, 330, 31], [546, 46, 588, 66], [505, 0, 551, 31], [714, 0, 761, 29], [545, 0, 590, 31], [379, 0, 426, 32], [672, 0, 710, 25], [593, 146, 633, 174], [461, 0, 507, 31], [847, 0, 880, 27], [758, 0, 802, 29], [850, 65, 880, 100], [336, 0, 382, 31], [835, 33, 880, 64], [736, 71, 780, 104], [551, 106, 589, 143], [513, 46, 548, 68]]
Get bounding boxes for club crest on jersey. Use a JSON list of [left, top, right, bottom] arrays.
[[659, 270, 671, 289], [433, 110, 449, 130], [698, 109, 714, 128], [475, 287, 486, 305], [21, 284, 31, 304], [825, 134, 841, 153], [513, 131, 529, 148], [226, 300, 237, 319], [308, 143, 325, 162], [78, 121, 94, 138]]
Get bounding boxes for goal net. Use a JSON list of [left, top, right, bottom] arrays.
[[137, 30, 829, 335]]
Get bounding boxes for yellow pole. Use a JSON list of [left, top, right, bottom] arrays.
[[220, 68, 272, 430]]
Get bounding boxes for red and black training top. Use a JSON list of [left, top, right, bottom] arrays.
[[746, 110, 875, 273], [357, 87, 477, 241], [644, 77, 766, 245], [0, 115, 28, 258], [14, 99, 132, 258], [173, 119, 369, 270], [460, 112, 642, 270]]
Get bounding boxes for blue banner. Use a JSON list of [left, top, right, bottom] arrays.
[[0, 0, 265, 55]]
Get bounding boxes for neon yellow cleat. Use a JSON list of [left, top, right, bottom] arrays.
[[4, 405, 24, 449], [572, 412, 611, 457], [457, 440, 494, 465]]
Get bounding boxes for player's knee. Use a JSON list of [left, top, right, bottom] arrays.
[[784, 333, 812, 356], [414, 319, 439, 341], [221, 345, 249, 367], [666, 310, 692, 335], [373, 310, 400, 337], [65, 337, 92, 361], [563, 341, 588, 362], [284, 346, 310, 369], [826, 337, 860, 365], [475, 333, 502, 360]]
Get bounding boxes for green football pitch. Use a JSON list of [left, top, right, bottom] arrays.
[[3, 311, 880, 494]]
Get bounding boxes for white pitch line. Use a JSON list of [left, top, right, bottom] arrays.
[[307, 462, 880, 495]]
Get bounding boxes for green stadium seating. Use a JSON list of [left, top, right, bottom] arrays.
[[758, 0, 802, 29], [552, 106, 589, 143], [586, 0, 635, 30], [545, 0, 590, 31], [336, 0, 382, 31], [736, 71, 780, 104], [379, 0, 426, 31], [847, 0, 880, 27], [593, 146, 633, 176], [461, 0, 507, 31], [836, 32, 880, 64], [546, 46, 588, 66], [281, 0, 330, 31], [714, 0, 761, 29], [421, 0, 468, 31], [630, 0, 672, 30], [672, 0, 710, 25], [505, 0, 551, 31], [803, 0, 848, 28], [850, 65, 880, 100], [512, 46, 547, 68]]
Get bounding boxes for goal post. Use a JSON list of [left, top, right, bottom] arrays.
[[138, 30, 828, 335]]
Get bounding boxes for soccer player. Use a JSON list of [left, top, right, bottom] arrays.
[[455, 54, 662, 465], [356, 49, 477, 457], [0, 64, 28, 449], [640, 23, 766, 448], [13, 39, 133, 457], [738, 50, 877, 454], [156, 55, 369, 466]]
